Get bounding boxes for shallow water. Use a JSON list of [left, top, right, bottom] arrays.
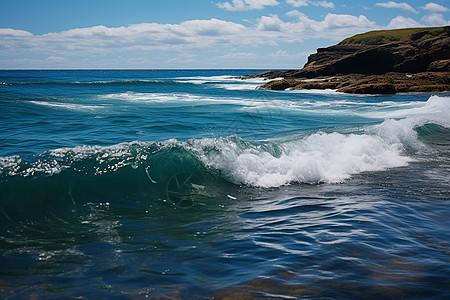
[[0, 70, 449, 298]]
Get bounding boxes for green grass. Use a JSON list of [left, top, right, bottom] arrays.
[[339, 27, 446, 45]]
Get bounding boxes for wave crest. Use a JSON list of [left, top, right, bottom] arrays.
[[1, 96, 448, 188]]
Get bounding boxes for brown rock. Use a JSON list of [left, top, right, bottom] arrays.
[[294, 81, 340, 90], [409, 84, 449, 92], [240, 70, 287, 80], [338, 82, 396, 94], [294, 27, 450, 78], [257, 72, 450, 94], [257, 79, 300, 90], [427, 59, 450, 72]]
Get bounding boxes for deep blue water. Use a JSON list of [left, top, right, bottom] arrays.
[[0, 70, 449, 299]]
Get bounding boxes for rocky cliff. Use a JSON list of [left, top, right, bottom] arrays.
[[246, 27, 450, 94]]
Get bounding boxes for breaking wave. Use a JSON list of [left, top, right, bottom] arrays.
[[2, 96, 448, 187], [0, 95, 448, 224]]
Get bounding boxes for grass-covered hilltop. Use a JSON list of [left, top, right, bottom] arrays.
[[339, 27, 447, 45], [246, 26, 450, 94]]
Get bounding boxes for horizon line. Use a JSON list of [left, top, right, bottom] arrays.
[[0, 68, 294, 71]]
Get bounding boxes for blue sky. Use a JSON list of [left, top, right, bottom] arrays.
[[0, 0, 449, 69]]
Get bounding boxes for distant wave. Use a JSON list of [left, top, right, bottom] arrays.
[[0, 79, 195, 86], [97, 92, 263, 106], [174, 75, 267, 85], [0, 75, 266, 87], [28, 100, 104, 111], [213, 83, 260, 90]]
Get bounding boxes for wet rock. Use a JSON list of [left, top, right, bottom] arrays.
[[257, 72, 450, 94]]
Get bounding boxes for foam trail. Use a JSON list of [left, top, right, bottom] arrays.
[[28, 101, 103, 111], [175, 75, 270, 88], [286, 89, 341, 95], [98, 92, 267, 107], [214, 84, 261, 90]]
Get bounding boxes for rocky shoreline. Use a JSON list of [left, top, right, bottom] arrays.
[[255, 72, 449, 94], [244, 27, 450, 94]]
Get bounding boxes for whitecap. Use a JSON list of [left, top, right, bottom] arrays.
[[214, 84, 259, 90], [182, 133, 410, 187], [28, 101, 103, 111]]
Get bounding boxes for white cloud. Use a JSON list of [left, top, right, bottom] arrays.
[[218, 52, 257, 59], [269, 50, 290, 57], [0, 13, 381, 61], [286, 9, 307, 18], [387, 15, 422, 28], [217, 0, 279, 11], [0, 28, 33, 37], [286, 0, 308, 7], [376, 2, 418, 14], [310, 1, 335, 8], [282, 11, 377, 40], [45, 56, 66, 62], [257, 14, 284, 31], [421, 13, 450, 26], [422, 2, 449, 12], [286, 0, 334, 8], [268, 50, 312, 59], [0, 19, 258, 56], [313, 13, 374, 30], [0, 57, 69, 69]]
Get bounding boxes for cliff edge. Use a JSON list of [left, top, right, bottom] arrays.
[[246, 27, 450, 94]]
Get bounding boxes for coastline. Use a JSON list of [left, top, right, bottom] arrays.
[[244, 26, 450, 95], [252, 72, 450, 94]]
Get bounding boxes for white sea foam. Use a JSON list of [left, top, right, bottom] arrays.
[[100, 88, 428, 114], [175, 75, 270, 87], [28, 101, 103, 111], [99, 91, 267, 107], [372, 95, 450, 122], [0, 155, 64, 177], [77, 79, 161, 84], [242, 77, 276, 84], [183, 132, 410, 187], [286, 88, 341, 95], [0, 156, 22, 175], [174, 79, 208, 85], [367, 95, 450, 149], [0, 142, 153, 177], [214, 84, 259, 90], [95, 91, 450, 122], [99, 92, 233, 104], [174, 75, 240, 85], [244, 94, 450, 121]]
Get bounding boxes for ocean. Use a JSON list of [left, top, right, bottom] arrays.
[[0, 69, 449, 299]]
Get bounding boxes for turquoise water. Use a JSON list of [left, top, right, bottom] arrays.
[[1, 70, 449, 298]]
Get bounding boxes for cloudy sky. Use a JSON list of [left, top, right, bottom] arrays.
[[1, 0, 449, 69]]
